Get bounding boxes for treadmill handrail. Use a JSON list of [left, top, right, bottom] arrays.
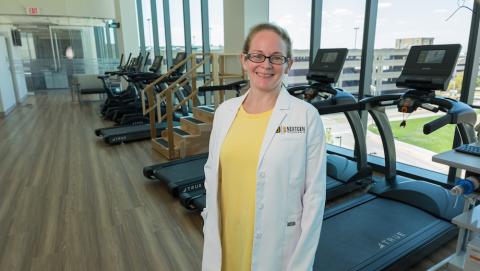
[[198, 80, 249, 92], [288, 83, 371, 175], [424, 114, 452, 134]]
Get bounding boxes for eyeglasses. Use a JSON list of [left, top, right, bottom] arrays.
[[245, 53, 289, 65]]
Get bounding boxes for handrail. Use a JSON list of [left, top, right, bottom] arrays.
[[156, 54, 212, 123], [141, 53, 203, 116], [142, 52, 246, 159]]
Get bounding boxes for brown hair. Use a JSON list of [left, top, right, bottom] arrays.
[[242, 23, 292, 59]]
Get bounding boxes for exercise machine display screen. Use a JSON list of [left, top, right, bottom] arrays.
[[416, 50, 446, 64], [320, 52, 338, 63], [396, 44, 461, 91], [307, 48, 348, 84], [151, 56, 162, 71]]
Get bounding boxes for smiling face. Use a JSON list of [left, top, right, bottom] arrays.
[[241, 30, 293, 94]]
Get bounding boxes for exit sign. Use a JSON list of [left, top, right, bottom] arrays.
[[26, 7, 40, 15]]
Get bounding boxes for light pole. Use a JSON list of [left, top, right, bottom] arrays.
[[354, 27, 359, 49], [335, 136, 343, 147]]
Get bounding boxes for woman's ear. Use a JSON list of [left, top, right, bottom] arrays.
[[240, 53, 248, 71], [285, 58, 293, 74]]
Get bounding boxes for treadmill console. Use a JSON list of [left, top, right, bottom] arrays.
[[149, 56, 163, 73], [307, 48, 348, 84], [396, 44, 461, 91]]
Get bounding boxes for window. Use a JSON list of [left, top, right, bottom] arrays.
[[209, 0, 224, 52], [342, 80, 360, 87], [142, 0, 154, 60], [475, 63, 480, 107], [369, 0, 474, 173], [321, 0, 367, 95], [169, 0, 185, 59], [373, 0, 472, 97], [269, 0, 312, 86], [155, 0, 167, 72], [190, 0, 203, 53], [366, 108, 454, 175]]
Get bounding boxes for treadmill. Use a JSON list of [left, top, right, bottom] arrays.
[[142, 80, 249, 197], [143, 49, 373, 209], [95, 56, 181, 144], [314, 44, 478, 270], [288, 48, 373, 200]]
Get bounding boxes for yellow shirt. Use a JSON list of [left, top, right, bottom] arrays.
[[219, 105, 273, 271]]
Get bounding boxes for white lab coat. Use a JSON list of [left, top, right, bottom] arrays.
[[201, 87, 326, 271]]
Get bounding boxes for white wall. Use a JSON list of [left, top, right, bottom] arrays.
[[223, 0, 268, 80], [114, 0, 140, 56], [0, 25, 28, 104], [223, 0, 268, 54], [0, 0, 115, 19], [0, 36, 17, 114]]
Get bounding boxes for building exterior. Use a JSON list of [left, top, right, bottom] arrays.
[[395, 37, 434, 49], [287, 45, 464, 95], [288, 48, 409, 94]]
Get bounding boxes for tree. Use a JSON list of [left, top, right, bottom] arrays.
[[447, 72, 464, 91]]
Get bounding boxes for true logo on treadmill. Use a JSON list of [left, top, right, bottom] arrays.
[[275, 125, 305, 134], [377, 232, 407, 249], [182, 183, 204, 193]]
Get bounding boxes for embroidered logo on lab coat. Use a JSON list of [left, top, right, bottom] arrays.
[[276, 125, 306, 134]]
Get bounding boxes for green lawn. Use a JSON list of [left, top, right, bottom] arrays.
[[367, 110, 479, 153], [368, 116, 456, 153]]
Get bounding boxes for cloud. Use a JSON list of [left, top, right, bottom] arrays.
[[433, 9, 449, 13], [378, 2, 392, 8], [333, 8, 353, 16]]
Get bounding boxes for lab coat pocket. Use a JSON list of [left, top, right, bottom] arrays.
[[274, 136, 304, 184], [283, 211, 303, 260]]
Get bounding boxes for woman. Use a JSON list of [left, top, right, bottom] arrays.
[[202, 23, 326, 271]]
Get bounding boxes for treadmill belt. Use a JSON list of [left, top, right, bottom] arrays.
[[314, 198, 454, 270], [326, 176, 343, 191], [154, 157, 207, 183], [101, 122, 165, 137], [168, 154, 364, 211]]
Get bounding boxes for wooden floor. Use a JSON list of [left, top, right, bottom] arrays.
[[0, 91, 454, 271]]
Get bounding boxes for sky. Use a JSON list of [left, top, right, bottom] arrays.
[[270, 0, 474, 53], [142, 0, 474, 53]]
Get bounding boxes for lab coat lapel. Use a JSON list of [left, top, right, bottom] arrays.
[[217, 93, 248, 148], [257, 88, 290, 168]]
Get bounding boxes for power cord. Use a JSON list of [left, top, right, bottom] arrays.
[[445, 0, 474, 22]]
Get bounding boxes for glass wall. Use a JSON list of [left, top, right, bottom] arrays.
[[373, 0, 472, 97], [475, 63, 480, 106], [19, 25, 119, 92], [314, 0, 367, 150], [190, 0, 203, 53], [142, 0, 154, 64], [133, 0, 479, 176], [155, 0, 167, 72], [209, 0, 224, 52], [169, 0, 186, 61], [321, 0, 366, 95], [367, 0, 474, 173], [269, 0, 311, 86]]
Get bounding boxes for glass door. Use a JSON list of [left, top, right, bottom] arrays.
[[46, 27, 84, 89], [19, 25, 119, 92]]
